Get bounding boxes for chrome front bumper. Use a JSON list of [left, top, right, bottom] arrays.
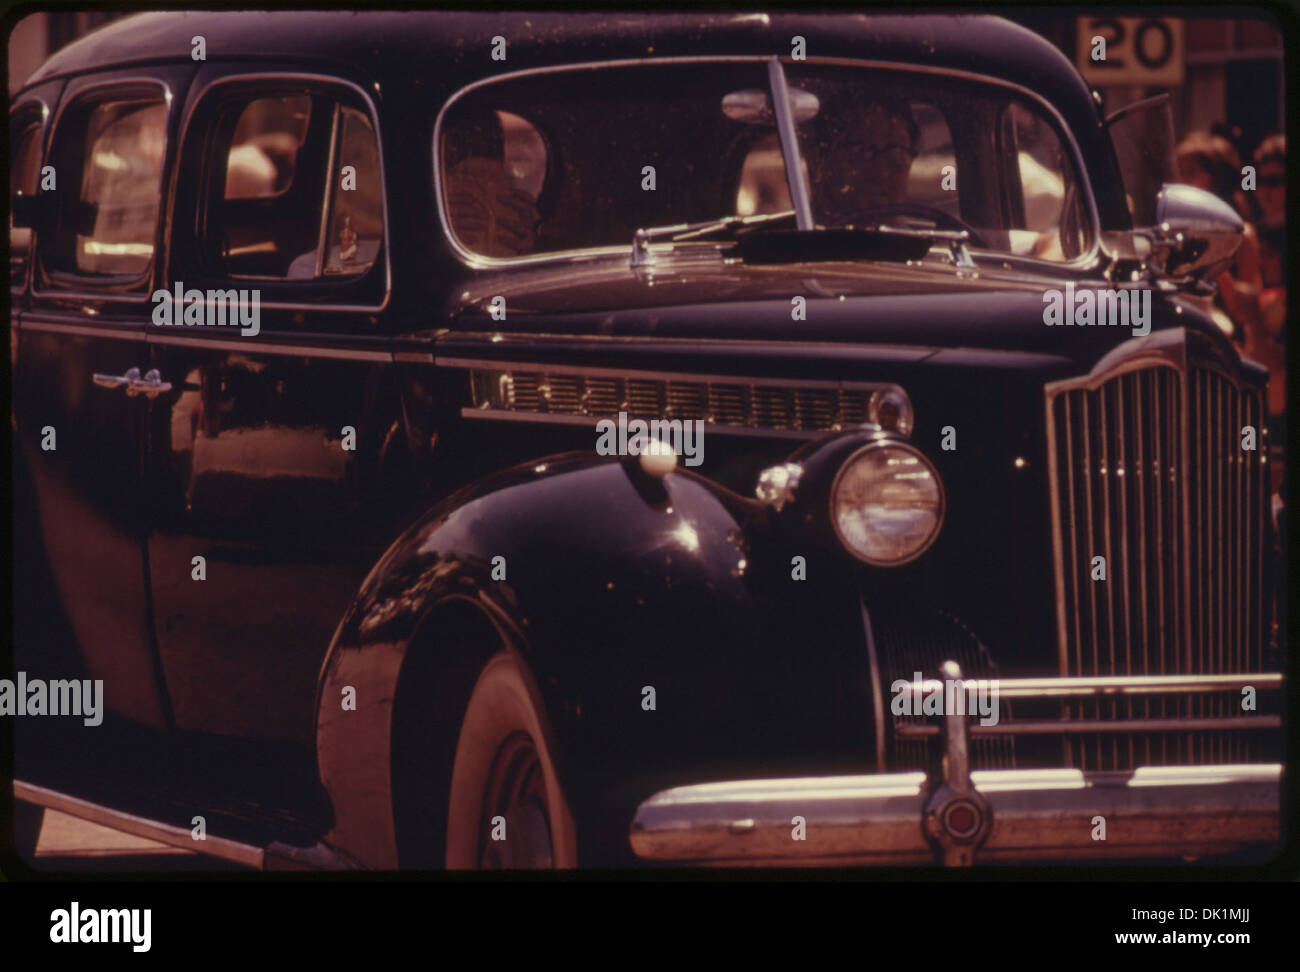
[[629, 663, 1283, 866]]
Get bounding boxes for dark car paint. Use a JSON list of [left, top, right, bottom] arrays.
[[9, 11, 1267, 868]]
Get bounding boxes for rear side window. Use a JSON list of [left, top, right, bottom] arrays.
[[9, 116, 42, 286], [199, 89, 383, 281], [45, 92, 167, 280]]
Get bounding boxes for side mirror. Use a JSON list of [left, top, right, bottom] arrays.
[[1139, 183, 1243, 283]]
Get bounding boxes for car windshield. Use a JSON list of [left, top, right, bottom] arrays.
[[437, 60, 1093, 263]]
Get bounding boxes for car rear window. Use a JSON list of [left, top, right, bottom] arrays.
[[44, 91, 167, 280]]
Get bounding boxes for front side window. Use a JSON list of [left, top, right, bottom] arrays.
[[201, 89, 384, 281], [45, 92, 167, 279]]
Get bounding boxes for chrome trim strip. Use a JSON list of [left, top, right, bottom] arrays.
[[393, 350, 436, 364], [460, 407, 820, 440], [860, 600, 889, 773], [437, 332, 940, 357], [21, 319, 144, 341], [896, 715, 1282, 737], [904, 671, 1281, 698], [148, 333, 391, 361], [14, 780, 263, 869], [22, 319, 393, 360], [160, 71, 393, 315], [32, 76, 174, 305], [439, 356, 894, 391], [433, 55, 1104, 273], [314, 101, 341, 280]]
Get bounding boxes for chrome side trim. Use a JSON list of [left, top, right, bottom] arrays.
[[439, 356, 894, 391], [20, 319, 144, 342], [21, 319, 393, 361], [436, 334, 939, 357], [14, 780, 263, 869], [148, 333, 391, 361], [459, 407, 820, 440]]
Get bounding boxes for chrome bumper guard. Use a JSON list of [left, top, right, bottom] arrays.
[[629, 662, 1283, 866]]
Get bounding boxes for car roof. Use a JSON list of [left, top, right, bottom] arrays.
[[22, 11, 1088, 106], [16, 11, 1127, 228]]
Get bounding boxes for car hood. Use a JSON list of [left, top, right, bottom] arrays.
[[439, 256, 1231, 370]]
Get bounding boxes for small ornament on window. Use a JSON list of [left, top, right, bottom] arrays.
[[339, 214, 358, 263]]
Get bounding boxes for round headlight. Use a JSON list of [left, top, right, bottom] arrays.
[[830, 442, 944, 565]]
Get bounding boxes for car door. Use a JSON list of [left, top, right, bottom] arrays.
[[143, 68, 398, 817], [15, 69, 192, 743]]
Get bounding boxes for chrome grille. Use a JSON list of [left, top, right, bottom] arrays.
[[468, 368, 888, 436], [1046, 344, 1268, 770]]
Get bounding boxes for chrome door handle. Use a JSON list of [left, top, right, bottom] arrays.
[[127, 368, 172, 398], [91, 366, 171, 398], [92, 366, 141, 389]]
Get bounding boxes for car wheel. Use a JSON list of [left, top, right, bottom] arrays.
[[445, 651, 578, 869], [12, 800, 44, 862]]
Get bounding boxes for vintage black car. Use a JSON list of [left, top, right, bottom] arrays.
[[7, 10, 1283, 870]]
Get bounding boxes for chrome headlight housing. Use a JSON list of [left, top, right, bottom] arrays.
[[829, 441, 944, 565], [866, 384, 914, 437]]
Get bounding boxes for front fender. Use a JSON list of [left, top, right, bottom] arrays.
[[315, 451, 790, 867]]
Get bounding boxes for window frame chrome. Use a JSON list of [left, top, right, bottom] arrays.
[[164, 70, 393, 315]]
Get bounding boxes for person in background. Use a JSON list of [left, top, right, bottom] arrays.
[[1251, 135, 1286, 299], [1247, 135, 1286, 489]]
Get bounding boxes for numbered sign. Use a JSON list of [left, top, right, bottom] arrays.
[[1076, 16, 1185, 87]]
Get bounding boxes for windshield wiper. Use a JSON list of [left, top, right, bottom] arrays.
[[630, 210, 796, 267], [731, 224, 974, 267], [630, 213, 974, 269], [865, 223, 975, 268]]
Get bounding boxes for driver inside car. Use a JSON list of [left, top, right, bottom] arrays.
[[442, 106, 541, 257], [807, 98, 919, 225]]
